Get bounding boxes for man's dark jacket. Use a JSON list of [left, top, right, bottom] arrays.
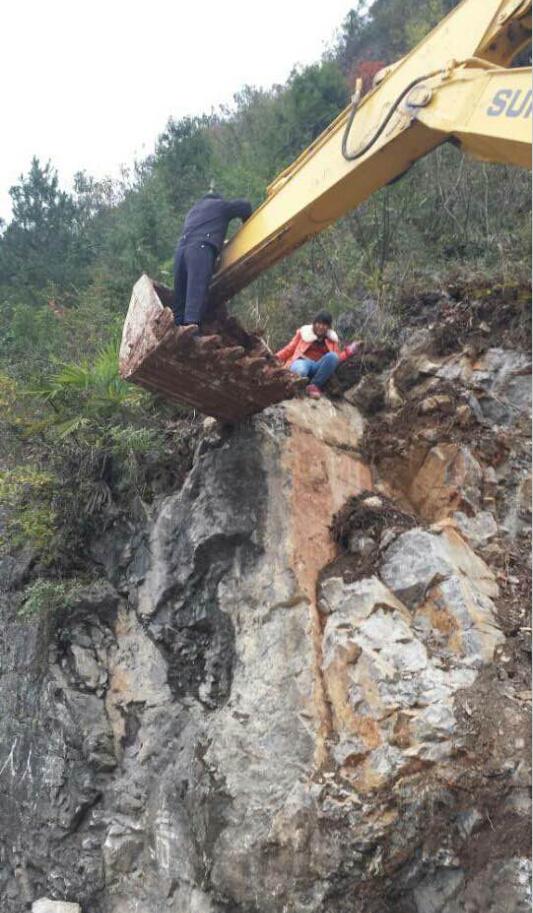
[[180, 193, 252, 253]]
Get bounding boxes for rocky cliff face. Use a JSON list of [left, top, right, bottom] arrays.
[[1, 292, 531, 913]]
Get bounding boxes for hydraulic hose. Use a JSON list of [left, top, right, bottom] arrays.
[[341, 72, 438, 161], [341, 58, 501, 162]]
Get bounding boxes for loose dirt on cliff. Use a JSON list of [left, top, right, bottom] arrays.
[[358, 280, 530, 472], [400, 278, 532, 355], [322, 490, 417, 583], [361, 379, 518, 469]]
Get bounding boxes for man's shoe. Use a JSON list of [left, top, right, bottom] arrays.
[[306, 384, 322, 399], [176, 323, 200, 340]]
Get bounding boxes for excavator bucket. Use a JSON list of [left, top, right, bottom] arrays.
[[119, 275, 305, 423]]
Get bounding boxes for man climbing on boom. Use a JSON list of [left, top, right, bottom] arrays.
[[276, 311, 362, 398], [173, 186, 252, 334]]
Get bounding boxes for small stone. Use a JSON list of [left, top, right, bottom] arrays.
[[347, 533, 377, 558], [363, 744, 406, 785], [332, 736, 370, 766], [104, 830, 144, 875], [380, 529, 397, 550], [385, 377, 404, 409], [32, 902, 81, 913], [345, 376, 385, 414], [362, 496, 383, 509], [503, 789, 531, 816], [456, 404, 472, 426], [419, 395, 453, 414], [69, 645, 102, 691], [518, 474, 532, 518], [418, 428, 439, 443], [412, 700, 456, 742], [483, 466, 498, 493], [515, 738, 526, 750], [456, 808, 483, 839], [413, 868, 465, 913]]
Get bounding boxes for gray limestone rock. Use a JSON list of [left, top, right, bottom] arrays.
[[103, 824, 144, 876], [453, 510, 498, 547], [68, 644, 104, 691], [319, 575, 404, 619], [380, 526, 498, 610], [380, 529, 455, 608], [344, 374, 385, 414], [67, 580, 120, 620], [412, 700, 456, 742], [436, 347, 532, 427], [471, 349, 531, 412], [431, 575, 503, 665], [413, 868, 465, 913], [462, 857, 532, 913]]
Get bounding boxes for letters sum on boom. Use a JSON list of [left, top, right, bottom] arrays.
[[487, 89, 533, 118]]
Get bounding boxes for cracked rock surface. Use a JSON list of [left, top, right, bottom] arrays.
[[1, 292, 531, 912]]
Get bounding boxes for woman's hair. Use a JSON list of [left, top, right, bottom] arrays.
[[313, 310, 333, 326]]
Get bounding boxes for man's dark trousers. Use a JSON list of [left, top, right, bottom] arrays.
[[173, 240, 216, 326]]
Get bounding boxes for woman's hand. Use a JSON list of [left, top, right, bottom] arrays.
[[345, 339, 364, 358]]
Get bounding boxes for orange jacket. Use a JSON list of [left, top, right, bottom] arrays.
[[276, 325, 349, 367]]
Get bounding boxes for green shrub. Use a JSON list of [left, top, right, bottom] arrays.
[[0, 466, 57, 559], [18, 578, 75, 620]]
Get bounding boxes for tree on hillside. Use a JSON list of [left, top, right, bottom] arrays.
[[154, 115, 214, 212], [209, 62, 349, 205], [280, 62, 348, 158], [0, 158, 98, 302], [335, 0, 460, 69]]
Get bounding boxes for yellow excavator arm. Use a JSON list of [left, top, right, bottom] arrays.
[[120, 0, 531, 422], [210, 0, 531, 305]]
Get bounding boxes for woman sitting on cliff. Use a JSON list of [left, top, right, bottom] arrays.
[[275, 311, 362, 399]]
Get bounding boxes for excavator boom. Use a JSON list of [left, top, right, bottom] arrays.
[[211, 0, 531, 304], [120, 0, 531, 421]]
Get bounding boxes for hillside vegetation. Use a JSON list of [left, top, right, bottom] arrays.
[[0, 0, 530, 574]]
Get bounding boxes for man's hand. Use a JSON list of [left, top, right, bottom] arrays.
[[345, 340, 364, 358]]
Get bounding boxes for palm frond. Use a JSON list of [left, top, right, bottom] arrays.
[[54, 416, 91, 438]]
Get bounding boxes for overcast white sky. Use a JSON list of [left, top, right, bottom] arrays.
[[2, 0, 357, 222]]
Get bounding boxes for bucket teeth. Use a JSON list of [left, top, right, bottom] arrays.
[[195, 334, 223, 354], [218, 345, 246, 363]]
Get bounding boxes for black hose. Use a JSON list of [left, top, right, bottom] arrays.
[[341, 72, 437, 161]]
